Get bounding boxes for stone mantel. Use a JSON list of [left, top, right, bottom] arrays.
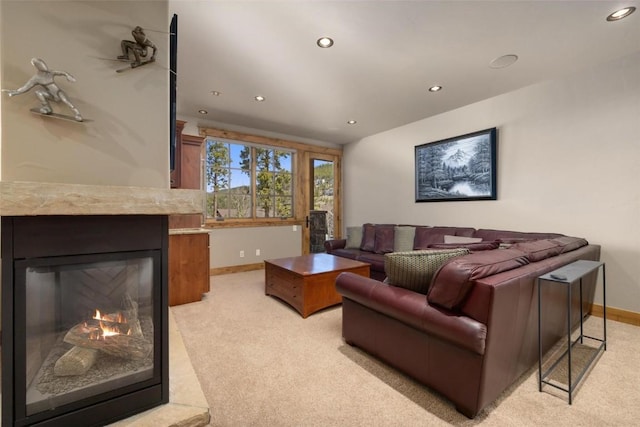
[[0, 181, 204, 216]]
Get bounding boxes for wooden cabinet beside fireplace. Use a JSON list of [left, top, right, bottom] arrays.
[[170, 120, 204, 229], [169, 230, 210, 306]]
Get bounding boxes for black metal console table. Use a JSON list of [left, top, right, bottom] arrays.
[[537, 259, 606, 404]]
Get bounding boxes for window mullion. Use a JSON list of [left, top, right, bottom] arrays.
[[251, 146, 257, 219]]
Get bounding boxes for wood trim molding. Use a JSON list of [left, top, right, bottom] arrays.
[[182, 134, 204, 146], [204, 219, 303, 229], [210, 263, 264, 276], [199, 126, 343, 156], [590, 303, 640, 327]]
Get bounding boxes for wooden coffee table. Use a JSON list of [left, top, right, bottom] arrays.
[[265, 253, 370, 318]]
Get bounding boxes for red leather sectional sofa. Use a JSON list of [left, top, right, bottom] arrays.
[[325, 225, 565, 281], [326, 225, 600, 417]]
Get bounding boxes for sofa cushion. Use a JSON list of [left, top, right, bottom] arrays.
[[414, 226, 476, 249], [511, 239, 562, 262], [428, 248, 529, 310], [331, 248, 362, 260], [360, 223, 376, 251], [495, 238, 533, 248], [413, 227, 441, 249], [428, 241, 500, 252], [345, 226, 363, 249], [384, 248, 469, 294], [474, 228, 564, 242], [550, 236, 589, 253], [394, 226, 416, 252], [357, 252, 386, 272], [374, 224, 395, 254]]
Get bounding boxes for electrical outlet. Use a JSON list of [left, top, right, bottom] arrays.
[[292, 225, 297, 232], [240, 250, 245, 258], [256, 249, 261, 256]]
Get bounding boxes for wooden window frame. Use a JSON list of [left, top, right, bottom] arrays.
[[199, 127, 342, 229]]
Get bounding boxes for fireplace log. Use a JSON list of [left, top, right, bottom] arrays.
[[129, 318, 143, 337], [122, 293, 139, 322], [54, 346, 98, 376], [63, 323, 152, 360], [122, 295, 144, 338]]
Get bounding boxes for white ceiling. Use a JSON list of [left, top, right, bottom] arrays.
[[169, 1, 640, 145]]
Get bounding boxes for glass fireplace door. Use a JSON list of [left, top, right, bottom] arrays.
[[15, 250, 161, 419]]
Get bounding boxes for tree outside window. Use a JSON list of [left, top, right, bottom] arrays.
[[205, 139, 293, 220]]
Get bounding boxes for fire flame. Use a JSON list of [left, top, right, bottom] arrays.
[[93, 309, 127, 324], [89, 309, 131, 339], [99, 321, 121, 337]]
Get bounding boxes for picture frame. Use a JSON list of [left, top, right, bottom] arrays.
[[415, 127, 497, 202]]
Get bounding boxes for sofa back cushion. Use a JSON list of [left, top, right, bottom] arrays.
[[360, 223, 376, 251], [413, 226, 476, 249], [550, 236, 589, 253], [473, 228, 563, 242], [511, 239, 562, 262], [428, 241, 500, 252], [359, 223, 398, 253], [393, 226, 416, 252], [374, 224, 396, 254], [384, 248, 469, 294], [427, 248, 529, 310], [345, 226, 363, 249]]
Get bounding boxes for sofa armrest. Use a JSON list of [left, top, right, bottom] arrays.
[[336, 272, 487, 355], [324, 239, 347, 252]]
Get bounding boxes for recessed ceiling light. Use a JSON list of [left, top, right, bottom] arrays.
[[607, 7, 635, 21], [254, 95, 265, 102], [210, 91, 221, 96], [198, 109, 208, 115], [428, 85, 442, 92], [490, 54, 519, 69], [347, 120, 357, 125], [317, 37, 334, 48]]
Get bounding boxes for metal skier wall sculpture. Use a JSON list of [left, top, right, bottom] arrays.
[[2, 58, 84, 122]]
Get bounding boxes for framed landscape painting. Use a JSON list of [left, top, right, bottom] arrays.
[[415, 127, 497, 202]]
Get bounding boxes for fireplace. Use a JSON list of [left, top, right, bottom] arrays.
[[2, 215, 169, 427]]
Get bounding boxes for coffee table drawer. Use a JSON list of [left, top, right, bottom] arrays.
[[265, 254, 370, 318], [265, 265, 303, 312]]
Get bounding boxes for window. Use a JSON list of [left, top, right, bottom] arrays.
[[200, 126, 343, 233], [205, 138, 294, 220]]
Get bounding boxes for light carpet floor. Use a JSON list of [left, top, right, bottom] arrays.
[[171, 270, 640, 426]]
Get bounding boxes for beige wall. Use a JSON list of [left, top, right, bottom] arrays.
[[1, 0, 169, 187], [343, 52, 640, 313], [208, 226, 301, 268]]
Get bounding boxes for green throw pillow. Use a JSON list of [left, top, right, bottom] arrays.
[[384, 248, 469, 294], [345, 226, 363, 249]]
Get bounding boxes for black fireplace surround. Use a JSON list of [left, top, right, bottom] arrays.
[[2, 215, 169, 427]]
